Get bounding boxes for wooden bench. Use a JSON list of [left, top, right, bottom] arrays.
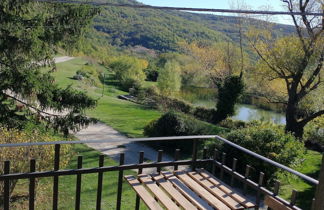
[[125, 169, 256, 210], [265, 196, 293, 210]]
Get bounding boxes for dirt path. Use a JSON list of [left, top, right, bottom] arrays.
[[54, 56, 74, 63], [75, 122, 175, 173]]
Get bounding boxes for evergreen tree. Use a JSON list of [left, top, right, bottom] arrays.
[[0, 0, 98, 135]]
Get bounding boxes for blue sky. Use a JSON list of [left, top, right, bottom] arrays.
[[137, 0, 293, 24]]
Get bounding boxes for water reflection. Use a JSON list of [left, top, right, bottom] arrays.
[[232, 104, 286, 125], [193, 101, 286, 125]]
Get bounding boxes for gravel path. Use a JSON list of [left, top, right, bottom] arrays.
[[54, 56, 75, 63], [75, 122, 175, 173]]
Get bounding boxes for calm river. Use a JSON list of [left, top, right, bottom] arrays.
[[193, 101, 286, 125]]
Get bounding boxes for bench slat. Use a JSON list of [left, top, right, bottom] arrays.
[[138, 174, 180, 210], [175, 171, 231, 210], [197, 169, 255, 208], [151, 174, 197, 210], [265, 196, 293, 210], [188, 171, 244, 210], [124, 175, 163, 210], [162, 171, 213, 210]]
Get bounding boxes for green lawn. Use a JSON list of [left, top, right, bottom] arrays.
[[55, 144, 147, 210], [11, 144, 147, 209], [278, 150, 322, 210], [50, 57, 321, 210], [53, 58, 162, 137]]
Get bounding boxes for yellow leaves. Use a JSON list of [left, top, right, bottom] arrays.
[[179, 41, 245, 81], [0, 127, 71, 174]]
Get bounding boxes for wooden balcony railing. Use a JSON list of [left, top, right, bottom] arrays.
[[0, 136, 323, 210]]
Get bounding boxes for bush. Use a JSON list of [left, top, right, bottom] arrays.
[[193, 106, 217, 122], [73, 65, 102, 87], [213, 76, 244, 123], [156, 96, 193, 114], [157, 61, 182, 96], [204, 124, 305, 184], [144, 111, 225, 154], [304, 116, 324, 152], [109, 56, 147, 91], [218, 118, 248, 129], [0, 127, 71, 198]]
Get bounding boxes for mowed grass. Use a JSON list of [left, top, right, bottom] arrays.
[[55, 144, 147, 210], [11, 144, 147, 209], [278, 150, 322, 210], [53, 58, 161, 137]]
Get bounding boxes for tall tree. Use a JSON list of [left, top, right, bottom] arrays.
[[0, 0, 98, 134], [247, 0, 324, 138]]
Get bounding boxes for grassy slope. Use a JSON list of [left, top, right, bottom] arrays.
[[56, 144, 147, 210], [53, 57, 161, 137], [52, 58, 321, 210], [278, 150, 322, 209]]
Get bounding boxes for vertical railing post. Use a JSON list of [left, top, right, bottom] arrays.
[[314, 154, 324, 210], [243, 165, 251, 195], [174, 149, 180, 171], [75, 156, 83, 210], [231, 158, 237, 186], [3, 161, 10, 210], [212, 149, 219, 175], [29, 159, 36, 210], [220, 153, 226, 180], [135, 151, 144, 210], [256, 172, 264, 209], [157, 150, 163, 173], [53, 144, 60, 210], [192, 139, 198, 170], [116, 153, 125, 210], [96, 155, 105, 210]]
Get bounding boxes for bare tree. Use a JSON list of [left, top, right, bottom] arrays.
[[248, 0, 324, 138]]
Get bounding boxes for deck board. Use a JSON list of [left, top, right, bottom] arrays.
[[197, 169, 255, 208], [151, 174, 197, 210], [124, 175, 163, 210], [175, 171, 231, 210], [162, 171, 213, 210], [138, 174, 180, 210], [188, 171, 244, 210]]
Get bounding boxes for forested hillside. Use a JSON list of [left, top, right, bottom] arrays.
[[88, 0, 295, 51]]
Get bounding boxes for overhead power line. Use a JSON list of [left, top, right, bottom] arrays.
[[36, 0, 324, 17]]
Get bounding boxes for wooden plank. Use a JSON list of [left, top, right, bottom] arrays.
[[265, 196, 293, 210], [188, 171, 244, 210], [197, 169, 255, 208], [124, 175, 163, 210], [138, 175, 180, 210], [151, 174, 197, 210], [175, 171, 231, 210], [162, 171, 213, 210]]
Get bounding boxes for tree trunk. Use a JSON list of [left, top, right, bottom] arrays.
[[285, 98, 304, 139]]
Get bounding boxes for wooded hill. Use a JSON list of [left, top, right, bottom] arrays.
[[89, 0, 296, 51]]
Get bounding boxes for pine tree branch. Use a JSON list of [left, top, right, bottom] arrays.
[[2, 92, 61, 117]]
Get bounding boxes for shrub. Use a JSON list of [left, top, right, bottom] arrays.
[[304, 116, 324, 152], [204, 124, 305, 184], [193, 106, 217, 122], [213, 76, 244, 123], [73, 65, 102, 87], [157, 96, 193, 114], [109, 56, 147, 91], [144, 111, 225, 154], [0, 127, 71, 198], [157, 60, 182, 96], [218, 118, 247, 129]]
